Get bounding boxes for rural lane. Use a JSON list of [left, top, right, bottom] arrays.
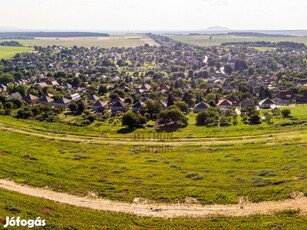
[[0, 179, 306, 218]]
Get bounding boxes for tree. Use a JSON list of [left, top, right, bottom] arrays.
[[16, 107, 33, 119], [182, 92, 194, 107], [0, 102, 4, 114], [220, 115, 231, 127], [224, 64, 232, 75], [98, 85, 108, 95], [76, 101, 86, 114], [122, 111, 146, 130], [145, 100, 161, 116], [174, 101, 189, 114], [0, 74, 14, 84], [234, 60, 248, 72], [158, 107, 188, 127], [167, 94, 175, 107], [113, 89, 125, 98], [248, 67, 255, 75], [54, 71, 67, 79], [247, 109, 261, 125], [281, 109, 291, 118], [206, 93, 217, 107], [72, 77, 81, 87], [68, 102, 78, 113], [14, 84, 28, 97], [196, 108, 219, 126]]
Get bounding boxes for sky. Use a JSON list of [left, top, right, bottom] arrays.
[[0, 0, 307, 31]]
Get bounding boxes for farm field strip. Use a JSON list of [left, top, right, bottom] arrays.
[[167, 35, 307, 47], [0, 179, 306, 218], [1, 35, 159, 48], [0, 46, 34, 59]]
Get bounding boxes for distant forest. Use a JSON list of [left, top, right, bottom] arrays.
[[0, 41, 23, 47], [0, 32, 109, 39], [221, 41, 306, 49], [228, 32, 289, 37]]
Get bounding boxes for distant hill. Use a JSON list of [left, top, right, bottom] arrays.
[[0, 32, 109, 39], [204, 26, 231, 31]]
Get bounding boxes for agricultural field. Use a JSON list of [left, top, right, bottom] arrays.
[[1, 35, 159, 48], [0, 106, 306, 206], [166, 34, 307, 47], [0, 46, 34, 59]]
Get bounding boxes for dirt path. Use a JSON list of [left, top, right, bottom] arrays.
[[0, 123, 306, 147], [0, 179, 306, 218]]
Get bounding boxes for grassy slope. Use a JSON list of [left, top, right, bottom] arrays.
[[167, 35, 307, 47], [0, 189, 306, 229], [0, 46, 34, 59], [0, 106, 306, 204], [1, 105, 306, 138]]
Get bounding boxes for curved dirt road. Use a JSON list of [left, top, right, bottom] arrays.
[[0, 179, 306, 218], [0, 123, 306, 147]]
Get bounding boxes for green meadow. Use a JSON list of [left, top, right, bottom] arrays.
[[0, 106, 306, 205], [0, 46, 34, 59]]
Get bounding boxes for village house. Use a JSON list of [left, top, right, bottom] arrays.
[[160, 100, 167, 110], [240, 98, 256, 109], [159, 84, 171, 94], [63, 83, 73, 90], [0, 84, 7, 93], [259, 97, 276, 109], [275, 91, 296, 104], [193, 101, 210, 113], [111, 100, 127, 114], [88, 95, 100, 102], [131, 101, 144, 112], [8, 92, 22, 100], [25, 94, 39, 105], [34, 82, 48, 89], [136, 83, 152, 94], [54, 98, 71, 109], [39, 96, 54, 106], [217, 99, 233, 110], [46, 80, 60, 88], [45, 93, 54, 98], [227, 95, 239, 106], [66, 93, 82, 102], [92, 100, 108, 113]]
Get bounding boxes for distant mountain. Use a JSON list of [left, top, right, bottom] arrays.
[[204, 26, 231, 31]]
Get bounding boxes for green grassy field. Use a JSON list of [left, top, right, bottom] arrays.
[[167, 35, 307, 47], [1, 35, 158, 48], [0, 106, 306, 205], [1, 189, 306, 229], [0, 46, 34, 59]]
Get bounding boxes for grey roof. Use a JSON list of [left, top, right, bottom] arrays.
[[55, 98, 71, 104], [194, 101, 210, 110], [40, 96, 54, 103], [88, 95, 100, 101]]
